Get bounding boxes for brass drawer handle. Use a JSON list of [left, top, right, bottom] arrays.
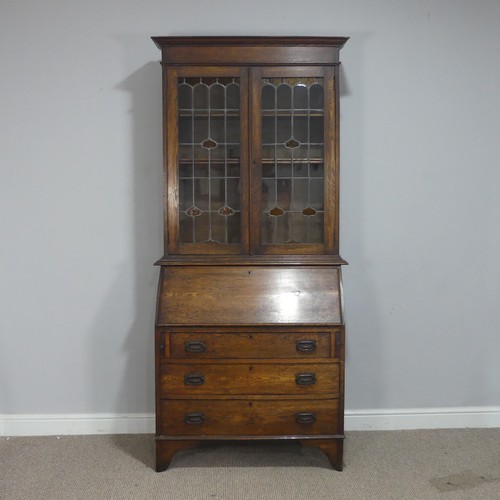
[[184, 373, 205, 386], [295, 412, 317, 424], [185, 341, 206, 353], [295, 373, 316, 386], [184, 413, 205, 425], [296, 340, 317, 353]]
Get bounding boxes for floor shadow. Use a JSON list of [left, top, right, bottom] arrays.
[[167, 441, 333, 470], [111, 434, 156, 470]]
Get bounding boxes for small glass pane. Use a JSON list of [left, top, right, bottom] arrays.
[[227, 144, 239, 160], [227, 212, 241, 243], [179, 163, 192, 177], [227, 163, 240, 177], [210, 84, 225, 109], [227, 178, 240, 210], [193, 163, 209, 177], [179, 213, 194, 243], [178, 83, 192, 109], [310, 84, 324, 109], [308, 213, 324, 243], [293, 116, 308, 143], [194, 116, 209, 143], [179, 178, 193, 211], [226, 116, 240, 143], [262, 116, 275, 144], [210, 163, 225, 177], [291, 213, 308, 242], [310, 163, 324, 177], [210, 116, 225, 143], [310, 116, 324, 143], [211, 178, 225, 208], [292, 179, 308, 210], [292, 145, 309, 159], [276, 179, 292, 210], [293, 84, 308, 109], [310, 179, 324, 210], [195, 178, 210, 210], [178, 116, 192, 143], [262, 164, 275, 178], [194, 212, 210, 242], [226, 82, 239, 109], [309, 144, 323, 160], [262, 145, 275, 159], [293, 162, 308, 177], [276, 116, 292, 143], [193, 146, 208, 163], [275, 145, 292, 160], [262, 84, 275, 109], [210, 145, 225, 160], [193, 84, 209, 109], [262, 179, 276, 210], [179, 145, 192, 161], [210, 214, 226, 243], [277, 84, 292, 109], [277, 163, 292, 178]]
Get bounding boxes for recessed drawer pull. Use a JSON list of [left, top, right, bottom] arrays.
[[295, 340, 317, 353], [295, 373, 316, 386], [184, 413, 205, 425], [295, 412, 317, 424], [185, 341, 206, 353], [184, 373, 205, 386]]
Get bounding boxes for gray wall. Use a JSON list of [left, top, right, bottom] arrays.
[[1, 0, 499, 415]]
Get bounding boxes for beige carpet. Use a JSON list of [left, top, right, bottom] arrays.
[[1, 429, 499, 499]]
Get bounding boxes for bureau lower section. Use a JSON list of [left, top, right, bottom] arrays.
[[155, 328, 345, 471]]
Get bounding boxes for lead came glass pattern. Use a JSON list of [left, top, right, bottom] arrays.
[[178, 77, 241, 244], [261, 78, 325, 244]]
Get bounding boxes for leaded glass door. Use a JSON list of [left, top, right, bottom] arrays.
[[166, 67, 249, 254], [250, 67, 337, 255]]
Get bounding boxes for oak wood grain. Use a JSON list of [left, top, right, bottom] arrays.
[[159, 362, 339, 396], [158, 399, 340, 436], [158, 266, 342, 325], [168, 331, 331, 359]]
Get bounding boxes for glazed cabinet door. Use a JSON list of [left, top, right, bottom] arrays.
[[165, 67, 250, 254], [250, 67, 338, 255]]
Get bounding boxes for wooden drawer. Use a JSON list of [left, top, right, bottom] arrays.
[[168, 332, 331, 359], [158, 399, 340, 436], [159, 362, 339, 396]]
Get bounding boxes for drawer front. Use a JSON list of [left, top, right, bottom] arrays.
[[159, 399, 340, 436], [169, 332, 331, 359], [160, 362, 339, 396]]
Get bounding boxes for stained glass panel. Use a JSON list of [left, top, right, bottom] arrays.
[[178, 77, 241, 245], [261, 77, 325, 245]]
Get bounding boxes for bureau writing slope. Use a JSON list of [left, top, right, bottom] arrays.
[[152, 36, 348, 471]]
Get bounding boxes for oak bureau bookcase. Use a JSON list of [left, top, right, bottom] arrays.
[[151, 36, 348, 471]]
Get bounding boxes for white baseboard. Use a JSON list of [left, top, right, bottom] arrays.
[[345, 406, 500, 431], [0, 413, 155, 437], [1, 407, 499, 437]]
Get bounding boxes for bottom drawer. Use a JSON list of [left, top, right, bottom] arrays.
[[159, 399, 340, 437]]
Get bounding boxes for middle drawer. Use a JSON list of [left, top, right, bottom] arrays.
[[159, 362, 340, 396]]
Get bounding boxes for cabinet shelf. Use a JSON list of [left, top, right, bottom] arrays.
[[262, 111, 324, 117], [179, 110, 240, 117]]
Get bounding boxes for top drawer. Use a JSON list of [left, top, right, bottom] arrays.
[[167, 331, 333, 359]]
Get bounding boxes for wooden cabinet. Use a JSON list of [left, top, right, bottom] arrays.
[[152, 36, 348, 471]]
